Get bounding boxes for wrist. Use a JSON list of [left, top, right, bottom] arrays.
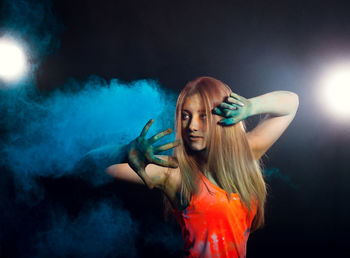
[[247, 97, 259, 116], [249, 91, 299, 117]]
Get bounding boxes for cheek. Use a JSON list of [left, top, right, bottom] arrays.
[[181, 121, 187, 131], [181, 122, 189, 138]]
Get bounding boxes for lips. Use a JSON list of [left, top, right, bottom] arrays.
[[189, 135, 203, 141]]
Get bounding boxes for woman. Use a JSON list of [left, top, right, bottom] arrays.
[[107, 76, 299, 257]]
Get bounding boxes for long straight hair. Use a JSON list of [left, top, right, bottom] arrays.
[[164, 76, 266, 231]]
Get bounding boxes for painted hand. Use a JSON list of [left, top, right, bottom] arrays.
[[212, 92, 252, 125], [127, 119, 181, 189]]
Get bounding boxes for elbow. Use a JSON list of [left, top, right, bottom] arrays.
[[106, 165, 118, 178], [291, 92, 299, 104], [287, 91, 299, 114], [292, 92, 299, 112]]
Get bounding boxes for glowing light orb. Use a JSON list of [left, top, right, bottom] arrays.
[[322, 64, 350, 118], [0, 37, 27, 82]]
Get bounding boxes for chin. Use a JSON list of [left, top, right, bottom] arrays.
[[192, 147, 206, 152], [188, 143, 206, 152], [184, 138, 207, 152]]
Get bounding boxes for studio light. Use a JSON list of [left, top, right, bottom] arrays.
[[0, 37, 28, 83], [321, 63, 350, 118]]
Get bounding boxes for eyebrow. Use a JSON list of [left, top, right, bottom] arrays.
[[182, 109, 206, 113]]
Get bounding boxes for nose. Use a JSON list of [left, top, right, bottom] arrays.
[[188, 115, 201, 132]]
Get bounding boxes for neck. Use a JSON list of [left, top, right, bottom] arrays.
[[193, 150, 208, 172], [184, 145, 208, 171]]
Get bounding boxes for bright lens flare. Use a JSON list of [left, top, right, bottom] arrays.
[[322, 65, 350, 118], [0, 37, 27, 82]]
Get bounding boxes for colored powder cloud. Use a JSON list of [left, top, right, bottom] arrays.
[[263, 167, 298, 190], [1, 77, 177, 200], [0, 77, 180, 257], [34, 200, 139, 258]]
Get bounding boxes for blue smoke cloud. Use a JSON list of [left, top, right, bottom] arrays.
[[144, 221, 184, 255], [1, 77, 177, 200], [0, 75, 180, 257], [263, 167, 298, 190], [35, 200, 139, 258], [0, 77, 180, 256]]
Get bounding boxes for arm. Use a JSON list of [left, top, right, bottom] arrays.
[[78, 144, 129, 170], [106, 158, 171, 188], [81, 119, 180, 190], [73, 143, 130, 185], [213, 91, 299, 160], [246, 91, 299, 159]]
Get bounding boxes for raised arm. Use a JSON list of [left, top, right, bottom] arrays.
[[73, 143, 130, 184], [245, 91, 299, 159], [213, 91, 299, 160], [78, 119, 180, 190]]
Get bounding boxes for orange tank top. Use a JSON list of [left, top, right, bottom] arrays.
[[172, 173, 257, 258]]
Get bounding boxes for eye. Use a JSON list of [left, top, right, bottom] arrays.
[[182, 113, 190, 120], [200, 113, 207, 120]]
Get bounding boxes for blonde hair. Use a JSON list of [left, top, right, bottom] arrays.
[[164, 76, 266, 231]]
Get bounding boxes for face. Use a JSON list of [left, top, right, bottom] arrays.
[[181, 94, 208, 152]]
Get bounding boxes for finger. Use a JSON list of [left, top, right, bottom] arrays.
[[149, 155, 171, 167], [212, 107, 225, 116], [223, 108, 239, 117], [219, 117, 235, 125], [150, 155, 179, 168], [220, 102, 237, 110], [140, 119, 154, 138], [148, 128, 172, 144], [230, 92, 241, 100], [226, 97, 244, 107], [154, 140, 181, 153], [214, 108, 238, 118]]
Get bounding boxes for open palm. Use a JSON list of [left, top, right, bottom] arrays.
[[128, 119, 180, 189]]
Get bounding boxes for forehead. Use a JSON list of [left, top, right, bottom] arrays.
[[182, 94, 205, 112]]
